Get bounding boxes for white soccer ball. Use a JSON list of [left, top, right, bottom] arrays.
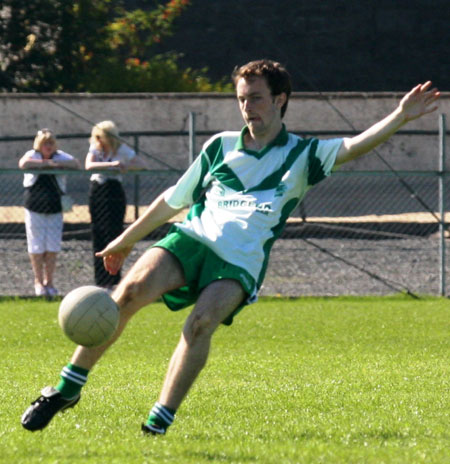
[[58, 286, 120, 348]]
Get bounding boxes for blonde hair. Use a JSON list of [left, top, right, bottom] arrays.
[[90, 120, 120, 153], [33, 128, 57, 152]]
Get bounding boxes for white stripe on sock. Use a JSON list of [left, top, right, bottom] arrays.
[[155, 402, 175, 420], [62, 367, 87, 382], [61, 369, 87, 386], [152, 403, 174, 424], [154, 402, 174, 422]]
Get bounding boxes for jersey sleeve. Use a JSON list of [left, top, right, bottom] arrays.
[[163, 133, 227, 209], [164, 151, 211, 209], [307, 138, 343, 186]]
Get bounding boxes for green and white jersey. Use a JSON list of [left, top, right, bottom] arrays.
[[165, 125, 342, 295]]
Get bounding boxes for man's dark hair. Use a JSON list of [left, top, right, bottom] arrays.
[[232, 59, 292, 118]]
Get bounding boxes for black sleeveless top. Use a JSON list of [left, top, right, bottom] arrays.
[[24, 174, 62, 213]]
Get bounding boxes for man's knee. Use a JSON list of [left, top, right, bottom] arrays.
[[114, 277, 148, 313], [184, 312, 215, 344], [181, 279, 245, 344]]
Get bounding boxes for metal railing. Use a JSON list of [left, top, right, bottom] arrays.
[[0, 114, 447, 298]]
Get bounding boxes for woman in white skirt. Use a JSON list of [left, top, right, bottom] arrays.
[[19, 129, 80, 296]]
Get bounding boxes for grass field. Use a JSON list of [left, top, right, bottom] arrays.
[[1, 295, 450, 464]]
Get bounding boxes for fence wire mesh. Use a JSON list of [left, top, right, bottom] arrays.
[[0, 167, 448, 298]]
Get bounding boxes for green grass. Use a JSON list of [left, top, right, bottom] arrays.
[[1, 295, 450, 463]]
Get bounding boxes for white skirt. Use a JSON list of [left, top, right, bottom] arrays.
[[25, 209, 63, 254]]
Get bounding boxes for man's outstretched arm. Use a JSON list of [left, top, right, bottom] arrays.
[[335, 81, 440, 166], [95, 192, 182, 275]]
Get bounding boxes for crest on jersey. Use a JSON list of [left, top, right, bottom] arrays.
[[275, 182, 287, 197]]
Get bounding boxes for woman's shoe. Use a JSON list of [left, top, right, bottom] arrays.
[[34, 284, 47, 297], [46, 286, 59, 297]]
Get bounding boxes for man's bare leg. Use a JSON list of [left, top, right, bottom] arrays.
[[21, 247, 186, 431], [143, 279, 245, 434], [70, 247, 186, 370]]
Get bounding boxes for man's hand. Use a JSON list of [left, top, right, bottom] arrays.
[[95, 241, 133, 275], [398, 81, 440, 123], [93, 192, 180, 275], [336, 80, 440, 165]]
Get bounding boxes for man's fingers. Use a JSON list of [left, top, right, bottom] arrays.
[[410, 83, 422, 94], [95, 246, 116, 258], [423, 105, 439, 115], [104, 254, 123, 275], [420, 81, 432, 91], [426, 89, 440, 100]]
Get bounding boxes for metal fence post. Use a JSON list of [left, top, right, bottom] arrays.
[[189, 112, 196, 165], [133, 135, 140, 220], [439, 114, 446, 296]]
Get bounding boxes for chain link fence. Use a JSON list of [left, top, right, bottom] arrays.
[[0, 123, 448, 298]]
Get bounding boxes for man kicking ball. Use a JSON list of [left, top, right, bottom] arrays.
[[21, 59, 440, 435]]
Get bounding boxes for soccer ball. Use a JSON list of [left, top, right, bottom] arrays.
[[58, 286, 120, 348]]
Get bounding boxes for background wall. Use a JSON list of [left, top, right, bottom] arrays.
[[1, 92, 448, 171]]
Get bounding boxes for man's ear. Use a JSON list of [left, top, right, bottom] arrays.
[[275, 92, 287, 110]]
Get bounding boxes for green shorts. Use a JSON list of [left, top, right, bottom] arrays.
[[152, 227, 256, 325]]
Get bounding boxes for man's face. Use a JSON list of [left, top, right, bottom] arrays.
[[236, 76, 284, 137]]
